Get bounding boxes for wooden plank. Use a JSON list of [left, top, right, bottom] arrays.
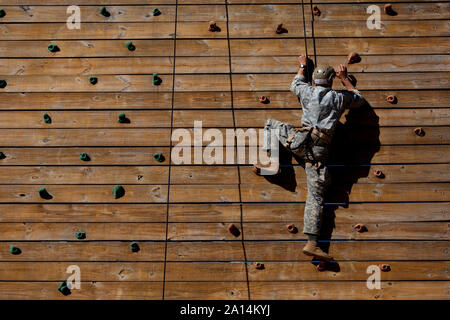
[[232, 90, 450, 109], [230, 38, 450, 55], [234, 109, 450, 127], [0, 204, 168, 222], [242, 221, 448, 240], [173, 92, 231, 109], [231, 73, 450, 91], [0, 147, 171, 165], [175, 75, 230, 92], [309, 20, 450, 37], [247, 261, 450, 281], [0, 282, 164, 300], [0, 6, 177, 23], [249, 281, 449, 300], [0, 185, 168, 203], [0, 111, 172, 128], [242, 203, 449, 222], [228, 4, 305, 22], [176, 22, 228, 38], [240, 182, 448, 203], [0, 262, 164, 281], [0, 0, 177, 4], [0, 58, 175, 75], [173, 110, 234, 127], [0, 166, 169, 184], [363, 145, 449, 164], [165, 281, 249, 300], [0, 75, 173, 92], [0, 23, 176, 40], [0, 223, 167, 240], [166, 241, 245, 261], [0, 129, 170, 146], [171, 166, 239, 184], [228, 0, 441, 3], [0, 40, 175, 58], [176, 39, 229, 56], [168, 223, 243, 240], [0, 242, 166, 262], [165, 262, 247, 281], [170, 185, 240, 203], [177, 4, 227, 21], [244, 241, 449, 261], [229, 21, 304, 38], [232, 55, 450, 73], [0, 92, 173, 110], [175, 57, 229, 73], [240, 164, 450, 184], [169, 204, 242, 222]]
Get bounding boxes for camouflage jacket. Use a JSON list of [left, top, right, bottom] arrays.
[[290, 74, 366, 135]]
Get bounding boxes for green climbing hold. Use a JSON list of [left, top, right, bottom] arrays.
[[113, 185, 125, 199], [0, 9, 6, 18], [125, 41, 136, 51], [43, 113, 52, 124], [75, 231, 86, 240], [0, 80, 7, 88], [80, 152, 90, 161], [9, 245, 21, 255], [47, 44, 59, 53], [153, 153, 165, 162], [0, 151, 5, 160], [153, 8, 161, 16], [100, 6, 110, 17], [89, 76, 98, 85], [38, 187, 53, 200], [117, 113, 128, 123], [58, 281, 71, 296], [130, 241, 140, 252], [152, 73, 162, 86]]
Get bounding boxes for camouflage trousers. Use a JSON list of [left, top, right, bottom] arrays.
[[263, 118, 331, 236]]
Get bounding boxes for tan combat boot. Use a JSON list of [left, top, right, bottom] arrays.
[[303, 241, 333, 261]]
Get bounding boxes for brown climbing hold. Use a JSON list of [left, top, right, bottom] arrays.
[[254, 262, 265, 270], [373, 169, 384, 178], [228, 223, 241, 237], [354, 223, 367, 233], [347, 52, 361, 64], [275, 24, 286, 34], [384, 4, 397, 16], [258, 96, 270, 104], [312, 6, 321, 17], [286, 224, 298, 234], [209, 21, 219, 32], [380, 264, 391, 272], [414, 127, 425, 137], [317, 261, 327, 272], [386, 95, 397, 104]]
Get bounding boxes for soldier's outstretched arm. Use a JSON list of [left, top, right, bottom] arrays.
[[290, 55, 312, 98], [336, 64, 366, 109]]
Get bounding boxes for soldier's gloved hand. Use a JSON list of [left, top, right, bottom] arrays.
[[336, 64, 348, 80], [298, 54, 312, 66]]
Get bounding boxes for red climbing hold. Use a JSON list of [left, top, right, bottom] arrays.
[[414, 127, 425, 137], [354, 223, 367, 233], [275, 24, 286, 34], [228, 223, 241, 237], [373, 169, 384, 178], [313, 6, 321, 17], [286, 224, 298, 234], [258, 96, 270, 104], [209, 21, 219, 32], [386, 95, 397, 104], [384, 4, 397, 16], [347, 52, 361, 64], [254, 262, 265, 270], [380, 264, 391, 272]]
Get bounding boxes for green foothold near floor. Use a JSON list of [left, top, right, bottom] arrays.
[[152, 73, 162, 86], [9, 245, 21, 255], [100, 6, 110, 17], [0, 151, 5, 160], [89, 76, 98, 85], [47, 44, 59, 53], [38, 187, 53, 200], [43, 113, 52, 124], [117, 113, 128, 123], [75, 231, 86, 240], [0, 9, 6, 18], [113, 185, 125, 199], [130, 242, 140, 252], [153, 8, 161, 16], [80, 152, 90, 161], [153, 153, 165, 162], [0, 80, 7, 88], [125, 41, 136, 51], [58, 281, 71, 296]]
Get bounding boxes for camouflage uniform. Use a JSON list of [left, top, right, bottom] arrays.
[[263, 74, 365, 235]]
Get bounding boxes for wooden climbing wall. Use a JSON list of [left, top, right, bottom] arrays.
[[0, 0, 448, 300]]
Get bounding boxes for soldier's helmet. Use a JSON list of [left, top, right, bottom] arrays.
[[312, 65, 336, 86]]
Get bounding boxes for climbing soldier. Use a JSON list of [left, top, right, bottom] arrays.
[[254, 54, 366, 261]]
